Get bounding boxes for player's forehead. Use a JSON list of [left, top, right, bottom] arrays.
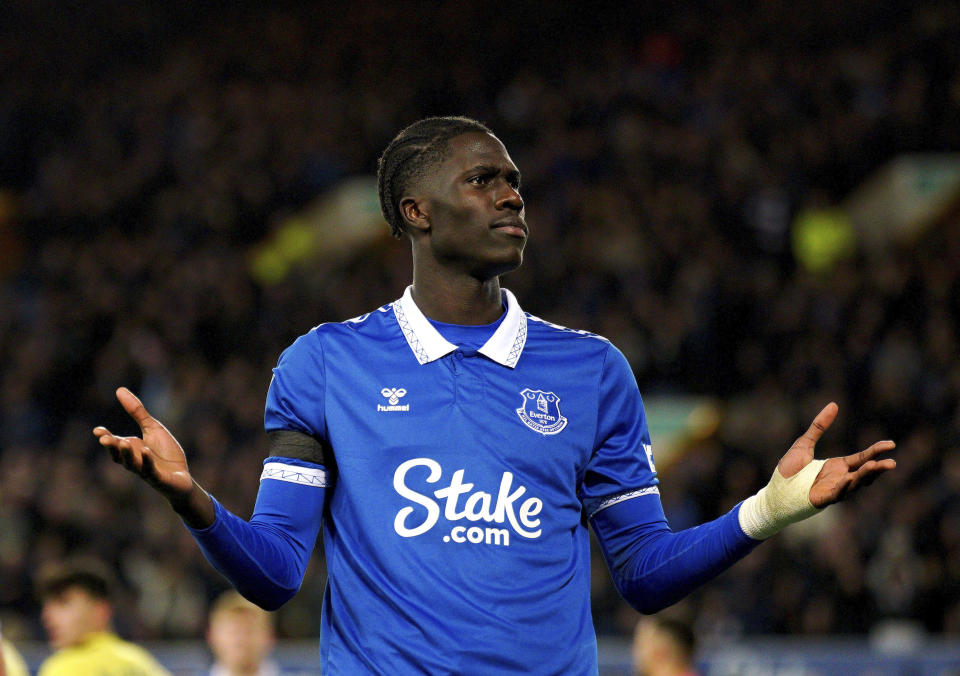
[[441, 131, 517, 173]]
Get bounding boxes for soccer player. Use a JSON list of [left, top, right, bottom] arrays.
[[94, 116, 896, 674], [36, 559, 171, 676], [205, 590, 278, 676]]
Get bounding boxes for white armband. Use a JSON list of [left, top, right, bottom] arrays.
[[738, 459, 826, 540]]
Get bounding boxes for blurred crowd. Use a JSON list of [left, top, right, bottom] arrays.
[[1, 0, 959, 648]]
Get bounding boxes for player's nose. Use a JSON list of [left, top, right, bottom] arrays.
[[495, 182, 523, 212]]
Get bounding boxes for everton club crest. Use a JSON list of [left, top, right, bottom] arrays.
[[516, 388, 568, 435]]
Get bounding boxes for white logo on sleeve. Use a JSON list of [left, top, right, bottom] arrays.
[[643, 443, 656, 473], [379, 387, 409, 412], [392, 458, 543, 547]]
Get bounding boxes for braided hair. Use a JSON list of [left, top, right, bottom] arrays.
[[377, 116, 493, 238]]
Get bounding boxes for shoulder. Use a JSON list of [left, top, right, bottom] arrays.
[[524, 312, 610, 343], [523, 312, 616, 358], [523, 312, 636, 382], [104, 637, 170, 675], [277, 301, 396, 361], [42, 635, 170, 676], [38, 648, 81, 676], [301, 301, 397, 344]]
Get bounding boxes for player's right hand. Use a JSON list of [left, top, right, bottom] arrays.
[[94, 387, 195, 500]]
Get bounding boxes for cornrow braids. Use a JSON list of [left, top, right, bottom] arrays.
[[377, 116, 493, 238]]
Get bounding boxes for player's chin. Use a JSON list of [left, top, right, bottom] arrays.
[[478, 249, 524, 279], [503, 239, 527, 270]]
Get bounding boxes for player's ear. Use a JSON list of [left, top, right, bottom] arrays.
[[400, 196, 430, 234]]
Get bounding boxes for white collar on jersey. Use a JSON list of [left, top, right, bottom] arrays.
[[392, 285, 528, 368]]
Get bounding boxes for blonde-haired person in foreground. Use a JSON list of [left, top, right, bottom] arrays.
[[36, 558, 171, 676], [1, 622, 30, 676], [206, 590, 279, 676]]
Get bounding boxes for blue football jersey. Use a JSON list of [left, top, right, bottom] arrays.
[[264, 287, 658, 675]]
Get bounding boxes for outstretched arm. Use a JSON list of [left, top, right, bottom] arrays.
[[593, 403, 896, 614], [94, 388, 324, 609]]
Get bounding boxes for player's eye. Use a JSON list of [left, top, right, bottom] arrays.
[[468, 174, 490, 186]]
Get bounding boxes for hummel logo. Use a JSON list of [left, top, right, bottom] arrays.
[[381, 387, 407, 405], [379, 387, 410, 412]]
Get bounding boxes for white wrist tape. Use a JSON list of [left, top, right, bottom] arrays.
[[738, 459, 826, 540]]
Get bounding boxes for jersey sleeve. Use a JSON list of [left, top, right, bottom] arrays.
[[579, 343, 658, 517], [582, 345, 760, 614], [264, 330, 327, 441]]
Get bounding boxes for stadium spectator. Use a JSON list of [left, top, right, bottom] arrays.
[[36, 559, 171, 676], [632, 615, 700, 676], [205, 590, 278, 676]]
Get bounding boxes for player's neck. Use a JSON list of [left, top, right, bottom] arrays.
[[410, 269, 503, 325]]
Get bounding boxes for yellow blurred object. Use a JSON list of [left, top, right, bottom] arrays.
[[791, 206, 856, 274], [2, 637, 29, 676], [249, 177, 386, 285]]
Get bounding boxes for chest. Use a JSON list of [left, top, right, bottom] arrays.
[[321, 348, 600, 509]]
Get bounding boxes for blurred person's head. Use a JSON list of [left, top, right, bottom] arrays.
[[206, 590, 275, 676], [632, 615, 698, 676], [37, 559, 113, 650]]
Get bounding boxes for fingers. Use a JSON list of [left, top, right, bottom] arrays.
[[799, 402, 838, 447], [845, 440, 896, 470], [141, 448, 158, 479], [93, 426, 122, 464], [93, 425, 152, 476], [115, 387, 154, 430], [839, 458, 897, 496], [810, 453, 897, 507], [779, 402, 840, 478], [851, 459, 895, 489], [857, 457, 897, 479]]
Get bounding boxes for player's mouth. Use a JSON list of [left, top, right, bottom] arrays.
[[491, 218, 528, 238]]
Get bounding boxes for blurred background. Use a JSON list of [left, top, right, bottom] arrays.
[[1, 0, 959, 673]]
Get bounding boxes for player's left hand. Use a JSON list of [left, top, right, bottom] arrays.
[[777, 402, 896, 508]]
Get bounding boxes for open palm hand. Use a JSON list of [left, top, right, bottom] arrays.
[[93, 387, 194, 499], [777, 402, 897, 508]]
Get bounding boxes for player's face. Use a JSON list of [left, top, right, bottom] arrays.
[[419, 131, 527, 279], [41, 588, 109, 650]]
